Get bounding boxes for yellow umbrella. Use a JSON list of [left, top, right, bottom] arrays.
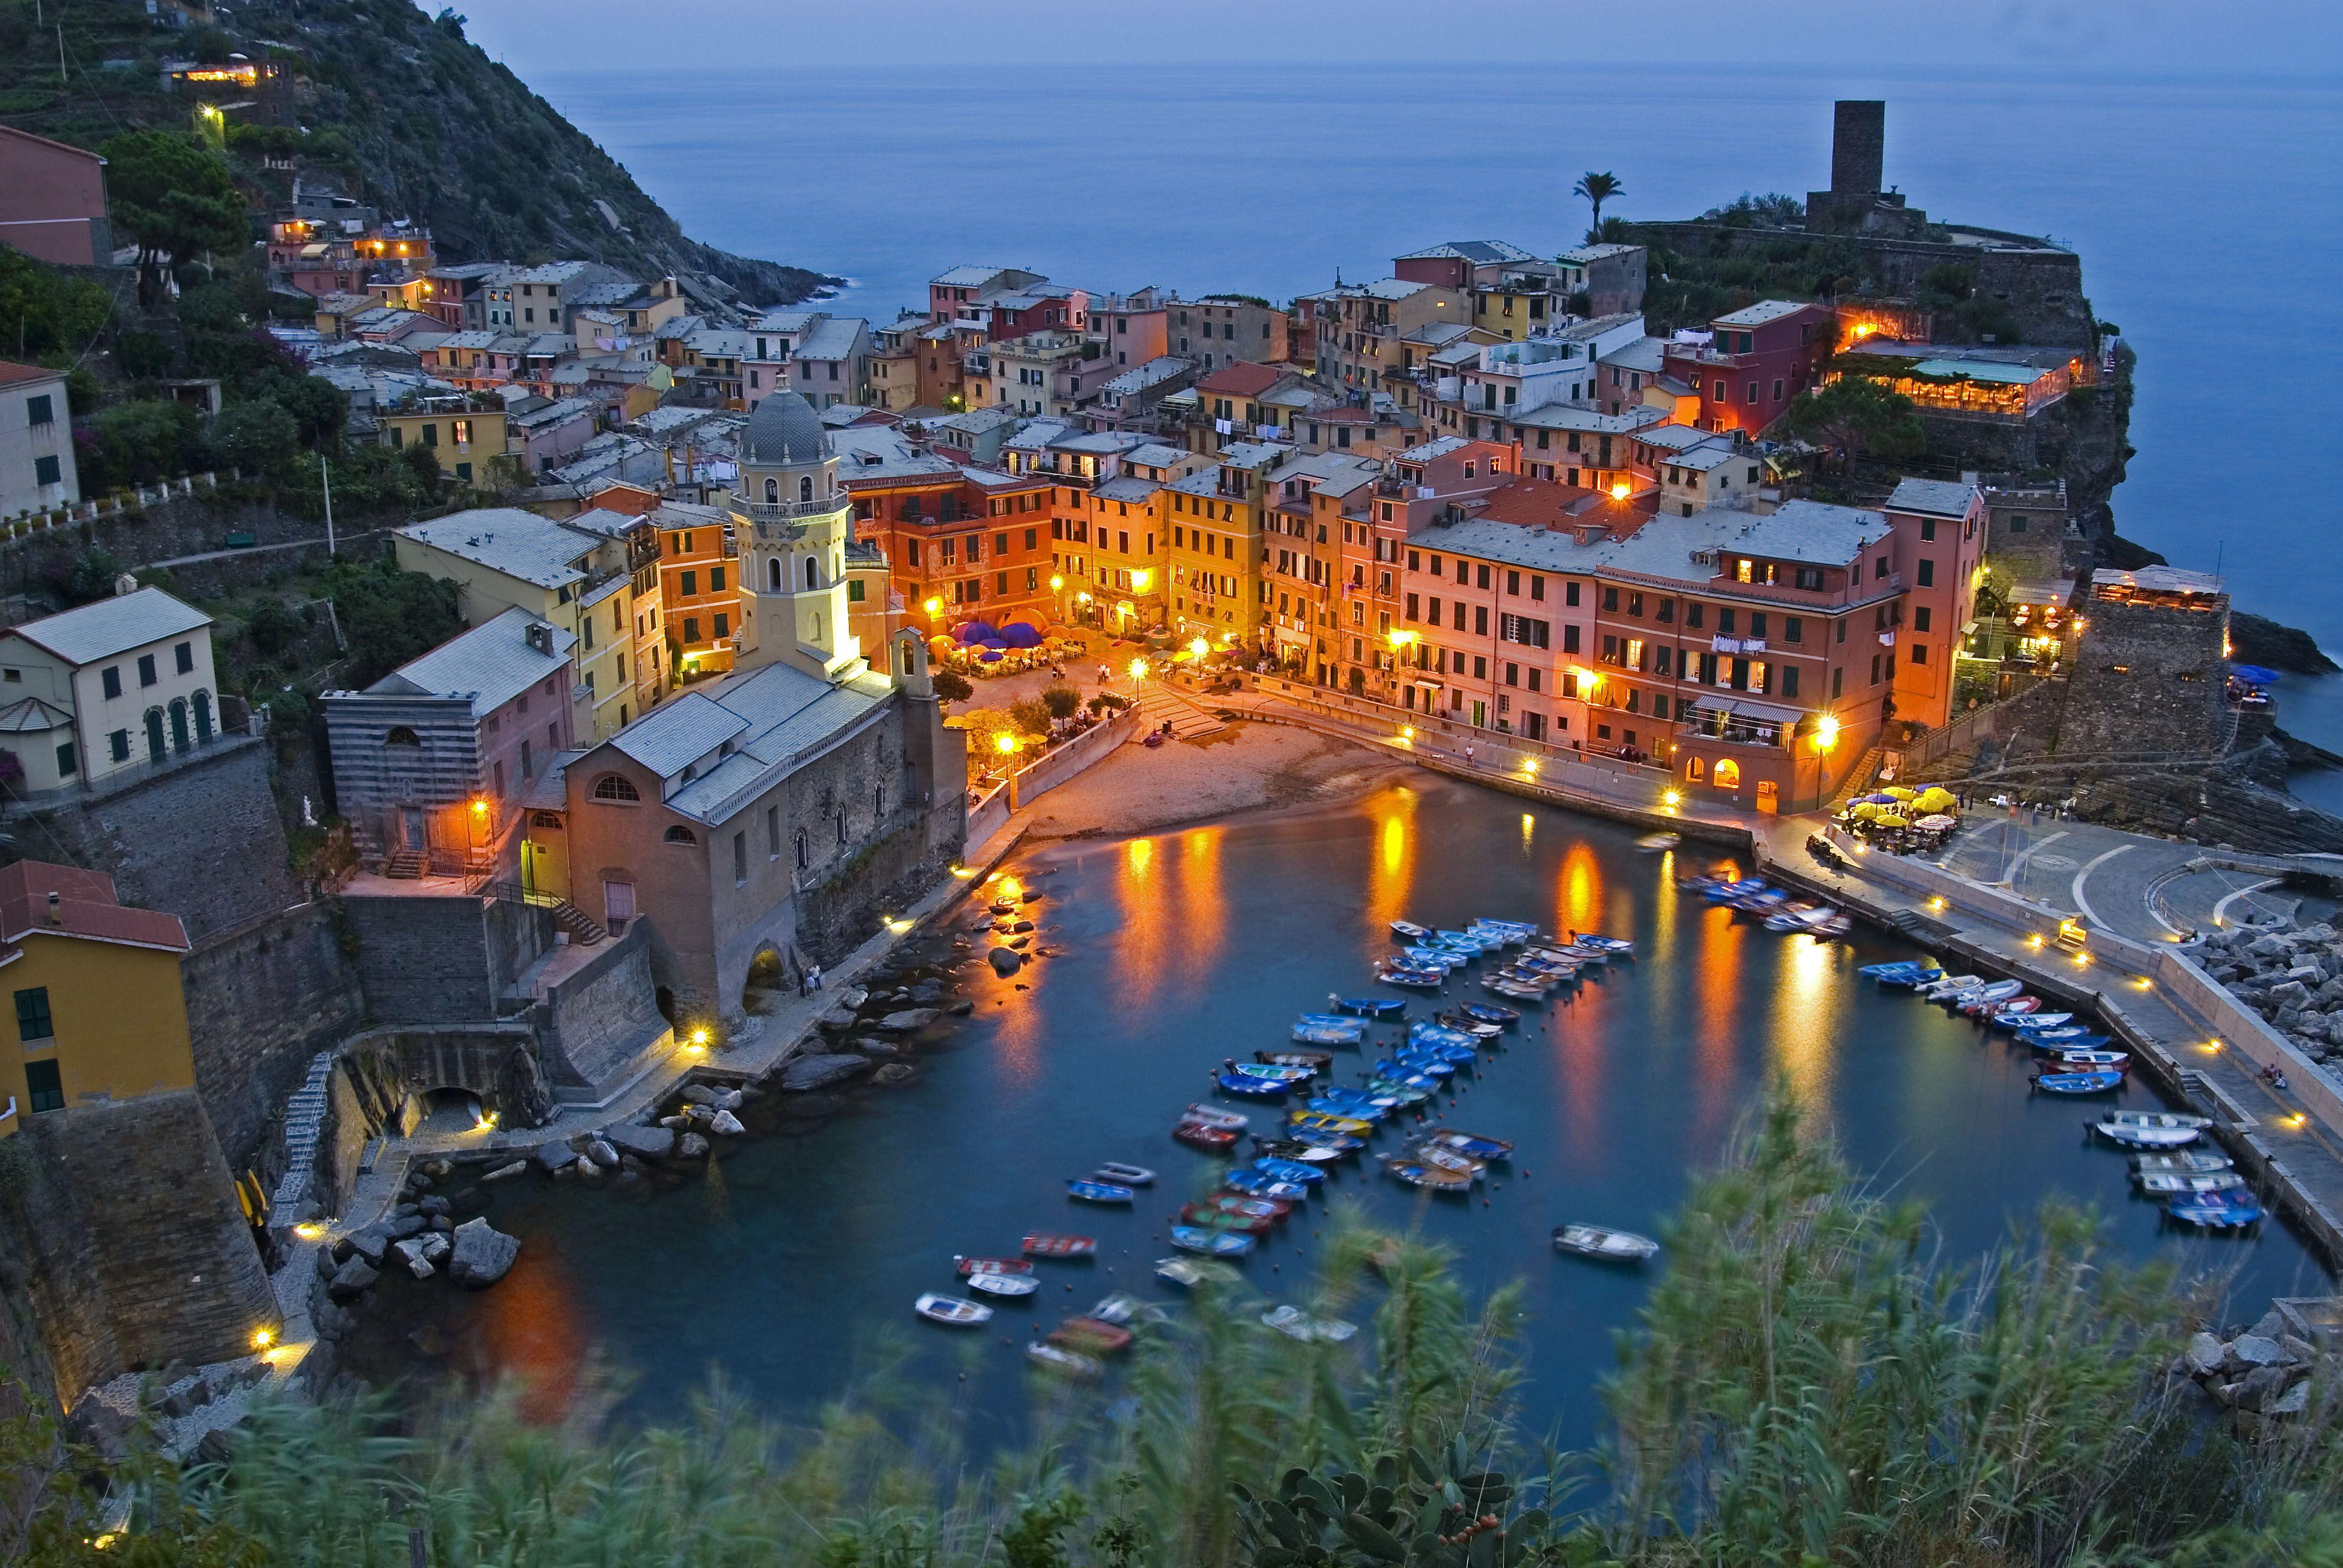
[[1884, 786, 1918, 802], [1916, 789, 1956, 813], [1875, 812, 1909, 828], [1850, 802, 1881, 820]]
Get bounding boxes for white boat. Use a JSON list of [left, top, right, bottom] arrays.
[[1261, 1304, 1359, 1343], [966, 1270, 1040, 1298], [2129, 1152, 2233, 1175], [1635, 832, 1680, 852], [2103, 1111, 2212, 1130], [914, 1293, 994, 1326], [1025, 1342, 1103, 1377], [1092, 1162, 1156, 1186], [1552, 1224, 1659, 1262], [1949, 978, 2022, 1008], [2090, 1119, 2201, 1149], [1182, 1103, 1249, 1131], [1390, 920, 1431, 940], [1155, 1256, 1214, 1289], [1920, 973, 1982, 999], [2137, 1171, 2249, 1196]]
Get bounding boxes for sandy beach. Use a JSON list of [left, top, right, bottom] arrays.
[[1016, 716, 1411, 841]]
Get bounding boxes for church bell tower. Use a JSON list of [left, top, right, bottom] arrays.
[[730, 391, 864, 682]]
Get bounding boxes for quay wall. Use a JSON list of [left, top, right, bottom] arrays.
[[966, 709, 1139, 853]]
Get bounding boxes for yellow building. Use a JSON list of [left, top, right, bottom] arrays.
[[0, 861, 193, 1137], [379, 394, 511, 485], [1054, 474, 1164, 632], [394, 506, 667, 741], [1161, 441, 1289, 645]]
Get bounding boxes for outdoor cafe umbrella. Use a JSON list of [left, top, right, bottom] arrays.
[[1863, 792, 1898, 805], [1874, 812, 1910, 829], [1916, 814, 1957, 831], [1883, 786, 1918, 802], [1850, 802, 1883, 820], [2230, 663, 2281, 685]]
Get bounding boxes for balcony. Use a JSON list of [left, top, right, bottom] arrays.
[[741, 494, 848, 522]]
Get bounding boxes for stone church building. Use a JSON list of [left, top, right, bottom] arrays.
[[528, 392, 966, 1033]]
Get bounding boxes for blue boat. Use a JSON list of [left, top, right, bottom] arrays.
[[1398, 947, 1466, 972], [1299, 1012, 1363, 1030], [1294, 1024, 1365, 1047], [1334, 996, 1407, 1019], [1993, 1010, 2072, 1031], [2164, 1195, 2264, 1230], [1251, 1157, 1328, 1186], [1376, 966, 1446, 991], [1066, 1178, 1135, 1204], [1363, 1077, 1437, 1105], [1407, 1022, 1480, 1052], [1458, 1002, 1519, 1026], [1860, 960, 1927, 979], [1279, 1126, 1366, 1155], [1377, 1056, 1456, 1081], [1879, 968, 1948, 990], [1416, 1128, 1513, 1161], [1702, 879, 1765, 902], [1222, 1169, 1310, 1201], [1571, 932, 1634, 956], [2023, 1033, 2111, 1053], [1169, 1225, 1254, 1256], [2030, 1069, 2123, 1096], [1308, 1093, 1394, 1120], [1214, 1070, 1290, 1099]]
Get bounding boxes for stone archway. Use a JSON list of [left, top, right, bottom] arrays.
[[741, 946, 788, 1018]]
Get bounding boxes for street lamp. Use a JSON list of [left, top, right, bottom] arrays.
[[1814, 714, 1841, 751], [1187, 636, 1209, 661]]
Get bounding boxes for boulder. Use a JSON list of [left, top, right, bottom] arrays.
[[603, 1123, 675, 1163], [1012, 920, 1034, 933], [392, 1237, 437, 1279], [781, 1053, 873, 1091], [430, 1214, 453, 1233], [575, 1158, 603, 1183], [2230, 1334, 2287, 1368], [709, 1108, 745, 1135], [2269, 1380, 2312, 1416], [2233, 1363, 2290, 1411], [420, 1232, 452, 1263], [344, 1226, 392, 1266], [947, 999, 975, 1017], [385, 1213, 427, 1241], [327, 1257, 379, 1300], [876, 1008, 942, 1034], [681, 1083, 723, 1106], [585, 1138, 620, 1169], [2184, 1331, 2227, 1377], [418, 1195, 451, 1217], [658, 1114, 691, 1129], [2283, 1334, 2321, 1364], [988, 946, 1023, 976], [315, 1244, 340, 1279], [533, 1142, 577, 1174], [908, 981, 945, 1004], [841, 986, 869, 1008], [312, 1299, 353, 1341], [483, 1161, 529, 1183], [404, 1172, 435, 1195], [448, 1218, 520, 1287], [1010, 936, 1031, 949], [678, 1132, 711, 1159], [852, 1039, 903, 1058], [816, 1003, 859, 1032], [873, 1063, 916, 1086], [716, 1088, 745, 1110]]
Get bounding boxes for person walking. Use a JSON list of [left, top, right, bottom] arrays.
[[1464, 743, 1476, 768], [809, 963, 824, 991]]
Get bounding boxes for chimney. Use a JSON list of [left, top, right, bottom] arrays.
[[45, 891, 61, 926], [113, 573, 140, 597]]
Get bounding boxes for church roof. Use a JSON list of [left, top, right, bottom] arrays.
[[740, 391, 830, 466]]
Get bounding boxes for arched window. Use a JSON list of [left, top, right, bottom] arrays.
[[795, 829, 809, 870], [663, 825, 696, 844], [798, 475, 814, 503], [810, 612, 822, 643], [385, 725, 421, 747], [802, 554, 819, 590], [1713, 758, 1740, 790], [767, 556, 782, 592], [763, 477, 779, 503], [591, 774, 641, 802]]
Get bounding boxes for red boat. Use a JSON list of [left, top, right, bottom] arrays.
[[1197, 1192, 1291, 1223], [1180, 1201, 1273, 1236], [1049, 1316, 1133, 1354], [1022, 1233, 1098, 1259], [955, 1256, 1033, 1277], [1173, 1120, 1239, 1151]]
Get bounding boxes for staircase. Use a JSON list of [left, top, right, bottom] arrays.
[[382, 848, 425, 879], [267, 1049, 338, 1218], [1824, 744, 1886, 815], [552, 900, 608, 946], [1135, 682, 1227, 740]]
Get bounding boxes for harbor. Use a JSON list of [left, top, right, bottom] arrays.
[[329, 779, 2333, 1451]]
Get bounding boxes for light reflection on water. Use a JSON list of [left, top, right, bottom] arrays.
[[348, 777, 2335, 1455]]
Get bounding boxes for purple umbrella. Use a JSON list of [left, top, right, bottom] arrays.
[[1000, 623, 1044, 648], [978, 648, 1004, 662]]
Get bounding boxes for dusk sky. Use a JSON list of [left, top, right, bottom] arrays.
[[444, 0, 2342, 77]]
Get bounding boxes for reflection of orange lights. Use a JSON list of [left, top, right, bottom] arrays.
[[474, 1235, 589, 1423]]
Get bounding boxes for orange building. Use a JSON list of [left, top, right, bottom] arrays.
[[654, 499, 737, 679]]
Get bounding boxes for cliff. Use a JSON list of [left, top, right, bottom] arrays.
[[1, 0, 834, 307]]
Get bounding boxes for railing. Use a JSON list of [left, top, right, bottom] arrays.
[[1247, 674, 1673, 781], [3, 469, 236, 537], [740, 495, 850, 523]]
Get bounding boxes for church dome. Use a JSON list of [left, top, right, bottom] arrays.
[[741, 391, 830, 466]]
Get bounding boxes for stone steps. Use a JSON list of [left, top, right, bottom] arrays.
[[267, 1048, 339, 1217], [552, 900, 607, 946], [1136, 684, 1227, 740]]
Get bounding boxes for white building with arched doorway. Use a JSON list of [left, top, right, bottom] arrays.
[[0, 585, 223, 797]]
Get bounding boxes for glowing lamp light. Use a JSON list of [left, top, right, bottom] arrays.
[[924, 596, 943, 615], [477, 1110, 498, 1131], [1814, 715, 1841, 751], [1663, 788, 1681, 807], [885, 916, 914, 933], [251, 1327, 275, 1351], [1398, 725, 1416, 741], [470, 797, 490, 817], [1608, 482, 1631, 501], [1076, 591, 1093, 605], [1131, 570, 1152, 592], [995, 733, 1018, 754], [1521, 758, 1539, 776], [293, 1221, 324, 1241], [1049, 575, 1064, 590], [1387, 629, 1417, 648], [949, 863, 975, 879], [1127, 658, 1150, 681]]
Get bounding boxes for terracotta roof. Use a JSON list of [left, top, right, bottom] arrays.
[[0, 861, 189, 953], [1473, 477, 1607, 529], [1194, 361, 1287, 397], [0, 360, 64, 390]]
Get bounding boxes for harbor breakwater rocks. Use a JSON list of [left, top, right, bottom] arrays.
[[2198, 921, 2343, 1086]]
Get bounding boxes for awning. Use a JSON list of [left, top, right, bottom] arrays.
[[1691, 695, 1804, 725], [1412, 676, 1444, 689], [1273, 626, 1311, 648]]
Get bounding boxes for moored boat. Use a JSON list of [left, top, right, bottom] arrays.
[[1173, 1120, 1240, 1151], [965, 1270, 1039, 1298], [2030, 1069, 2123, 1096], [1257, 1050, 1335, 1073], [1022, 1233, 1098, 1259], [1279, 1124, 1368, 1154], [2129, 1151, 2233, 1175], [1050, 1316, 1133, 1354], [1091, 1161, 1156, 1187], [1994, 1010, 2071, 1031], [1183, 1104, 1249, 1131], [1920, 973, 1982, 999], [1170, 1224, 1254, 1256], [1409, 1143, 1484, 1180], [914, 1293, 993, 1326], [2050, 1049, 2129, 1072], [1289, 1109, 1375, 1137], [1458, 1002, 1519, 1026], [1251, 1156, 1328, 1186], [1262, 1304, 1360, 1342], [1552, 1223, 1659, 1262], [1333, 995, 1407, 1019], [1181, 1202, 1273, 1235], [2089, 1118, 2202, 1149], [1417, 1127, 1513, 1161], [1222, 1168, 1310, 1201], [1434, 1011, 1502, 1039], [1382, 1155, 1473, 1192], [2104, 1111, 2212, 1129], [1251, 1137, 1344, 1164], [1025, 1341, 1103, 1377], [1389, 919, 1431, 941], [1066, 1178, 1136, 1204], [1375, 965, 1446, 991], [2137, 1170, 2249, 1196], [1954, 979, 2024, 1012], [1155, 1256, 1211, 1289], [1225, 1059, 1317, 1082], [955, 1256, 1033, 1277], [2163, 1195, 2264, 1230], [1634, 832, 1681, 852], [1213, 1070, 1293, 1099]]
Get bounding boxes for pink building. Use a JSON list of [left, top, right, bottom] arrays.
[[1882, 475, 1986, 731], [0, 126, 110, 267]]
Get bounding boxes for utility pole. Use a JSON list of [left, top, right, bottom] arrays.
[[322, 457, 336, 557], [59, 25, 68, 84]]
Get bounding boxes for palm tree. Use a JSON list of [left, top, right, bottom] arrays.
[[1573, 171, 1622, 241]]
